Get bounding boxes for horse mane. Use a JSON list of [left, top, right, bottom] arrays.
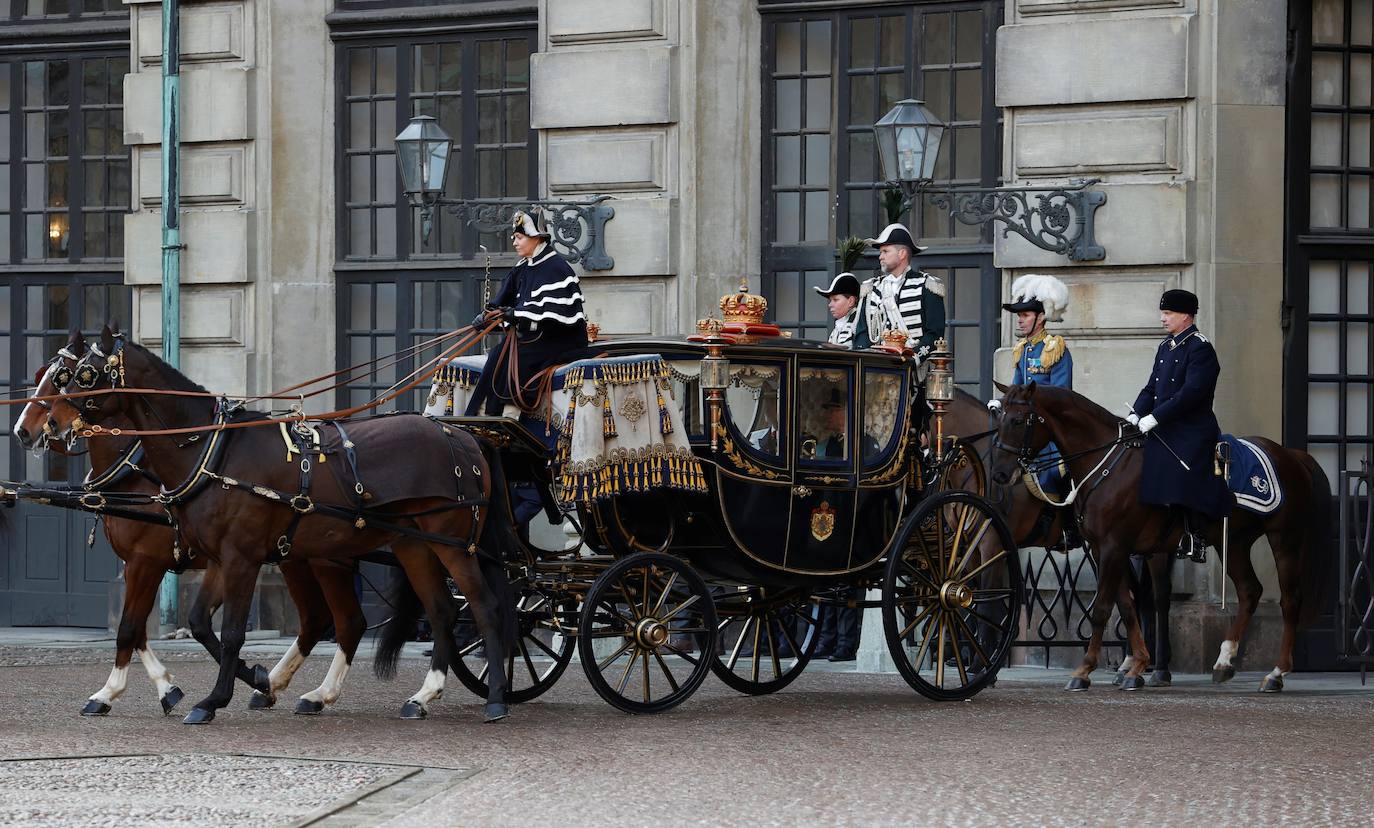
[[127, 341, 210, 395], [1015, 383, 1121, 426]]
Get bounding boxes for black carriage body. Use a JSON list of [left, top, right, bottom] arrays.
[[461, 336, 919, 588]]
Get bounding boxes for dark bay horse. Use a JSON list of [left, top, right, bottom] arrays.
[[988, 383, 1332, 692], [14, 337, 391, 716], [46, 327, 518, 723]]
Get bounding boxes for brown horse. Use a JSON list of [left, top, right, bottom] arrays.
[[45, 326, 517, 723], [987, 383, 1333, 692], [14, 334, 464, 717]]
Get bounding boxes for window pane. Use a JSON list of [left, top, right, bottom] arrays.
[[478, 96, 500, 143], [349, 208, 371, 256], [504, 40, 528, 86], [803, 270, 830, 321], [879, 73, 903, 119], [1348, 383, 1370, 435], [348, 49, 370, 95], [375, 283, 397, 329], [375, 100, 396, 149], [349, 155, 370, 203], [1309, 321, 1340, 373], [776, 192, 799, 242], [1311, 260, 1341, 314], [1314, 0, 1345, 45], [805, 134, 828, 187], [955, 69, 982, 121], [505, 93, 529, 140], [923, 70, 951, 122], [84, 162, 105, 207], [109, 161, 129, 208], [1349, 323, 1370, 375], [505, 148, 527, 195], [438, 95, 462, 141], [923, 13, 951, 65], [879, 17, 904, 67], [376, 47, 396, 95], [1349, 261, 1370, 314], [478, 41, 501, 89], [804, 77, 829, 130], [848, 131, 874, 182], [1313, 52, 1344, 106], [775, 135, 800, 187], [348, 102, 370, 150], [776, 21, 802, 74], [375, 154, 394, 201], [955, 11, 983, 64], [348, 284, 371, 329], [954, 127, 981, 180], [1312, 113, 1343, 166], [727, 363, 783, 458], [798, 366, 848, 462], [805, 21, 830, 72], [375, 207, 396, 257], [48, 59, 69, 107], [850, 18, 876, 70], [1310, 173, 1342, 227], [775, 79, 800, 131], [849, 75, 874, 126], [1351, 114, 1371, 168], [1349, 174, 1371, 229], [804, 190, 829, 241], [1353, 54, 1372, 107], [415, 44, 437, 94]]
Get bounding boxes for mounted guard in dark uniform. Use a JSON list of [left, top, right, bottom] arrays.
[[1128, 288, 1230, 561], [465, 209, 589, 417]]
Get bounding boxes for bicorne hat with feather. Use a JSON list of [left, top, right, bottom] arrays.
[[1002, 274, 1070, 322], [511, 208, 551, 240]]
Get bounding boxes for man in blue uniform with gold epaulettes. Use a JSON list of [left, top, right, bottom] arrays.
[[1127, 288, 1230, 563]]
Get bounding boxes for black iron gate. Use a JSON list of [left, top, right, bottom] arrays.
[[1338, 468, 1374, 680], [1013, 543, 1128, 666]]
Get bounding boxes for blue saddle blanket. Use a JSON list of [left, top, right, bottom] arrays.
[[1218, 435, 1282, 515]]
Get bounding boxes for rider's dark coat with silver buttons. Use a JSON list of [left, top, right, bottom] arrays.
[[1131, 325, 1231, 519]]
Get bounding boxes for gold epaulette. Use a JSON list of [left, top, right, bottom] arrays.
[[1011, 337, 1028, 365], [1039, 334, 1066, 368]]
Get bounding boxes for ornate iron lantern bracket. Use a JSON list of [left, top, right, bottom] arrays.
[[894, 177, 1107, 263], [418, 196, 617, 271]]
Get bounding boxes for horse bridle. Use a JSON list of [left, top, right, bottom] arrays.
[[991, 403, 1049, 472]]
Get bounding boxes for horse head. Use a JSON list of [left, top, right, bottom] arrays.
[[988, 382, 1053, 487], [14, 330, 90, 451], [49, 324, 134, 438]]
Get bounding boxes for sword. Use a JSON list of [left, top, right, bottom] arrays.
[[479, 244, 493, 356], [1216, 442, 1232, 609], [1124, 402, 1191, 472]]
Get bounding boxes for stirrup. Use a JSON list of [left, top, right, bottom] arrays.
[[1175, 531, 1207, 563]]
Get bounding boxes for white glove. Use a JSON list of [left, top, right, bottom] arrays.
[[1138, 414, 1158, 433], [1125, 412, 1139, 426], [987, 399, 1002, 413]]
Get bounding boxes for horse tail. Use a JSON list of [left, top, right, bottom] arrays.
[[373, 571, 422, 681], [475, 437, 519, 651], [1297, 451, 1335, 627]]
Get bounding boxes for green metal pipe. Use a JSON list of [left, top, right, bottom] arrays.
[[158, 0, 181, 630]]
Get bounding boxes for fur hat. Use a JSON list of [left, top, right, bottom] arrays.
[[1159, 288, 1198, 315], [1002, 274, 1070, 322]]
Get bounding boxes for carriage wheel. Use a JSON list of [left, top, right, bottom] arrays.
[[708, 590, 820, 696], [451, 588, 577, 704], [938, 440, 987, 498], [577, 552, 717, 714], [882, 490, 1020, 701]]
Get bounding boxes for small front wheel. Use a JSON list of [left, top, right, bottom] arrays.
[[882, 490, 1020, 701], [578, 552, 717, 714]]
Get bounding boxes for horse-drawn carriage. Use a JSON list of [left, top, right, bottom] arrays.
[[3, 282, 1022, 721], [429, 283, 1021, 712]]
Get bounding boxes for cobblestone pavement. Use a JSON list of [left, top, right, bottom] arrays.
[[0, 641, 1370, 827]]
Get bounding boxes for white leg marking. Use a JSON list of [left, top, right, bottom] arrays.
[[1266, 666, 1285, 680], [1214, 640, 1238, 670], [407, 669, 447, 707], [1119, 656, 1136, 673], [137, 648, 175, 698], [300, 650, 351, 705], [268, 641, 306, 693], [90, 665, 130, 705]]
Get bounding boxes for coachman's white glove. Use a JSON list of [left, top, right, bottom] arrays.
[[1138, 414, 1159, 433], [987, 399, 1002, 413], [1125, 412, 1140, 426]]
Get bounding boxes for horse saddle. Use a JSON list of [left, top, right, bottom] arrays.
[[1215, 435, 1283, 515], [318, 414, 488, 509]]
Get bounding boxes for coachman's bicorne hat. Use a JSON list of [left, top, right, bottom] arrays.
[[1159, 288, 1199, 315], [814, 272, 862, 298], [864, 223, 927, 254], [511, 208, 551, 240]]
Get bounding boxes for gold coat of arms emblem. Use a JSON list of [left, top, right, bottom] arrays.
[[810, 501, 836, 542]]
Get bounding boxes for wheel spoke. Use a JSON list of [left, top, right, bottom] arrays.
[[934, 613, 948, 688], [458, 639, 483, 658], [616, 648, 641, 696], [650, 571, 680, 617], [615, 579, 644, 620], [777, 612, 804, 660], [660, 593, 701, 622], [909, 609, 938, 676], [951, 609, 994, 670], [966, 604, 1013, 633], [642, 646, 651, 703], [950, 516, 993, 580], [959, 548, 1009, 583], [597, 638, 635, 671], [765, 617, 782, 679], [947, 615, 970, 686], [661, 642, 700, 665], [901, 559, 942, 592], [898, 601, 938, 642], [652, 649, 681, 693], [726, 616, 753, 670], [750, 616, 762, 683], [519, 638, 540, 685], [525, 632, 562, 661], [478, 661, 489, 682]]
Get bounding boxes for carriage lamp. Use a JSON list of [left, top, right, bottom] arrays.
[[698, 318, 730, 452], [875, 99, 1108, 262], [394, 115, 617, 270], [923, 338, 954, 463]]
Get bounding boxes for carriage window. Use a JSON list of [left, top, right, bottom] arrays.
[[863, 369, 905, 465], [667, 360, 705, 437], [726, 363, 784, 458], [798, 366, 850, 462]]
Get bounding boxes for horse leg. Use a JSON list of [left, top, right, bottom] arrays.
[[1262, 527, 1304, 693], [184, 554, 261, 724], [250, 559, 330, 710], [1145, 554, 1174, 687], [185, 563, 270, 703], [294, 561, 367, 715], [392, 545, 464, 720], [1114, 557, 1148, 686], [1212, 534, 1263, 685], [1067, 543, 1132, 692], [84, 553, 183, 715], [431, 544, 511, 722], [1112, 577, 1152, 692]]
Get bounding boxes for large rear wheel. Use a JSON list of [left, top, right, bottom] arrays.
[[882, 490, 1020, 701], [708, 589, 820, 695], [577, 552, 717, 714], [450, 587, 577, 704]]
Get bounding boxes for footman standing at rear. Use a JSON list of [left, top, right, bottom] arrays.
[[1128, 288, 1230, 562]]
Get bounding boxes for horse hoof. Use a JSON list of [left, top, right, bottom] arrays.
[[1212, 665, 1236, 684], [1111, 671, 1125, 687], [247, 690, 275, 711], [484, 703, 509, 723], [1064, 677, 1091, 692], [1146, 670, 1172, 688], [81, 699, 111, 717], [251, 665, 271, 694], [161, 686, 185, 715], [1259, 675, 1284, 693], [183, 707, 216, 725], [1118, 674, 1145, 691], [399, 701, 427, 720], [295, 698, 325, 715]]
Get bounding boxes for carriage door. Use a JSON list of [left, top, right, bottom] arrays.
[[1285, 0, 1374, 669], [1, 281, 127, 627]]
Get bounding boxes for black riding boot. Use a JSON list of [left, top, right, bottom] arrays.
[[1175, 510, 1208, 563]]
